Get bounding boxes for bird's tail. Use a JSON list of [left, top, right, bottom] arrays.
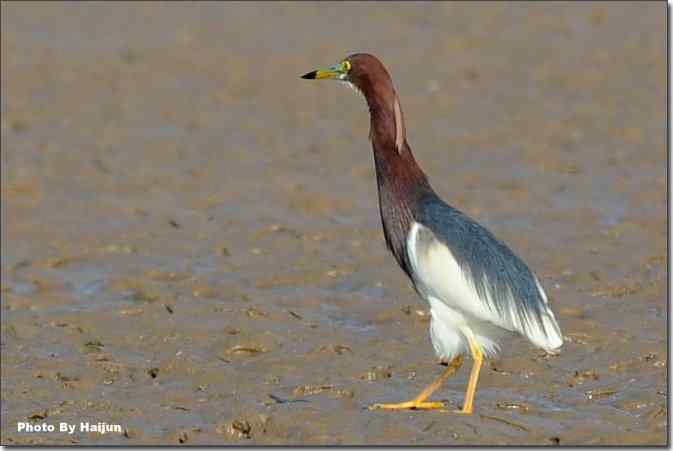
[[527, 278, 563, 354], [535, 310, 564, 354]]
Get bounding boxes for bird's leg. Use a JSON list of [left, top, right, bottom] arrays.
[[369, 354, 464, 411], [454, 332, 484, 415]]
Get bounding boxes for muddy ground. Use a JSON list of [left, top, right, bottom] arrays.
[[1, 2, 668, 446]]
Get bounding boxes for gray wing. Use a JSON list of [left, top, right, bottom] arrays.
[[410, 197, 563, 352]]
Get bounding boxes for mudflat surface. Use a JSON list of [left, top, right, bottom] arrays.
[[1, 2, 667, 445]]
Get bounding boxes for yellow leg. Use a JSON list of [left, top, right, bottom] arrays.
[[369, 354, 464, 411], [454, 331, 483, 415]]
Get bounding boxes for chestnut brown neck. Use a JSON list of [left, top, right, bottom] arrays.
[[360, 79, 433, 275], [363, 83, 430, 203]]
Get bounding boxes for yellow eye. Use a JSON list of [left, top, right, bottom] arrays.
[[342, 60, 352, 72]]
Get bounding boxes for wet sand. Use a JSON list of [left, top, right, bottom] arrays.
[[1, 2, 667, 445]]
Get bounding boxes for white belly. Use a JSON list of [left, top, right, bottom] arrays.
[[427, 296, 508, 361], [406, 222, 513, 361]]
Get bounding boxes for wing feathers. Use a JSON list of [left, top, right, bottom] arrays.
[[408, 221, 562, 353]]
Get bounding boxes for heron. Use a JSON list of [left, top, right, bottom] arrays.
[[301, 53, 563, 414]]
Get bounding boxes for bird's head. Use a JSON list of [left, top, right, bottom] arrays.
[[301, 53, 393, 99], [302, 53, 405, 152]]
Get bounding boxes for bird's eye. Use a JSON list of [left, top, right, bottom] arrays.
[[342, 60, 352, 72]]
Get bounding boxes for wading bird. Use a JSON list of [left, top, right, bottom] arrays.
[[301, 53, 562, 414]]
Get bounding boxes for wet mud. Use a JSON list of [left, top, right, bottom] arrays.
[[1, 2, 667, 445]]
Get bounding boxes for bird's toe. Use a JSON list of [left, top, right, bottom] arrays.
[[369, 400, 446, 411]]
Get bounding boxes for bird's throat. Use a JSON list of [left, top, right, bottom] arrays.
[[359, 76, 433, 275], [368, 98, 429, 200], [368, 100, 431, 278]]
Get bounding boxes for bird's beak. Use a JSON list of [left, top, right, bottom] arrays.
[[301, 63, 344, 80]]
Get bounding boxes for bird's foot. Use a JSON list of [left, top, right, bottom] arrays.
[[451, 408, 473, 416], [369, 400, 445, 411]]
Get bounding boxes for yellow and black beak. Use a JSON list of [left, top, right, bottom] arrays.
[[301, 63, 345, 80]]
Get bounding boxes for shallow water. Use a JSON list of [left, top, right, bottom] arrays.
[[1, 2, 667, 445]]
